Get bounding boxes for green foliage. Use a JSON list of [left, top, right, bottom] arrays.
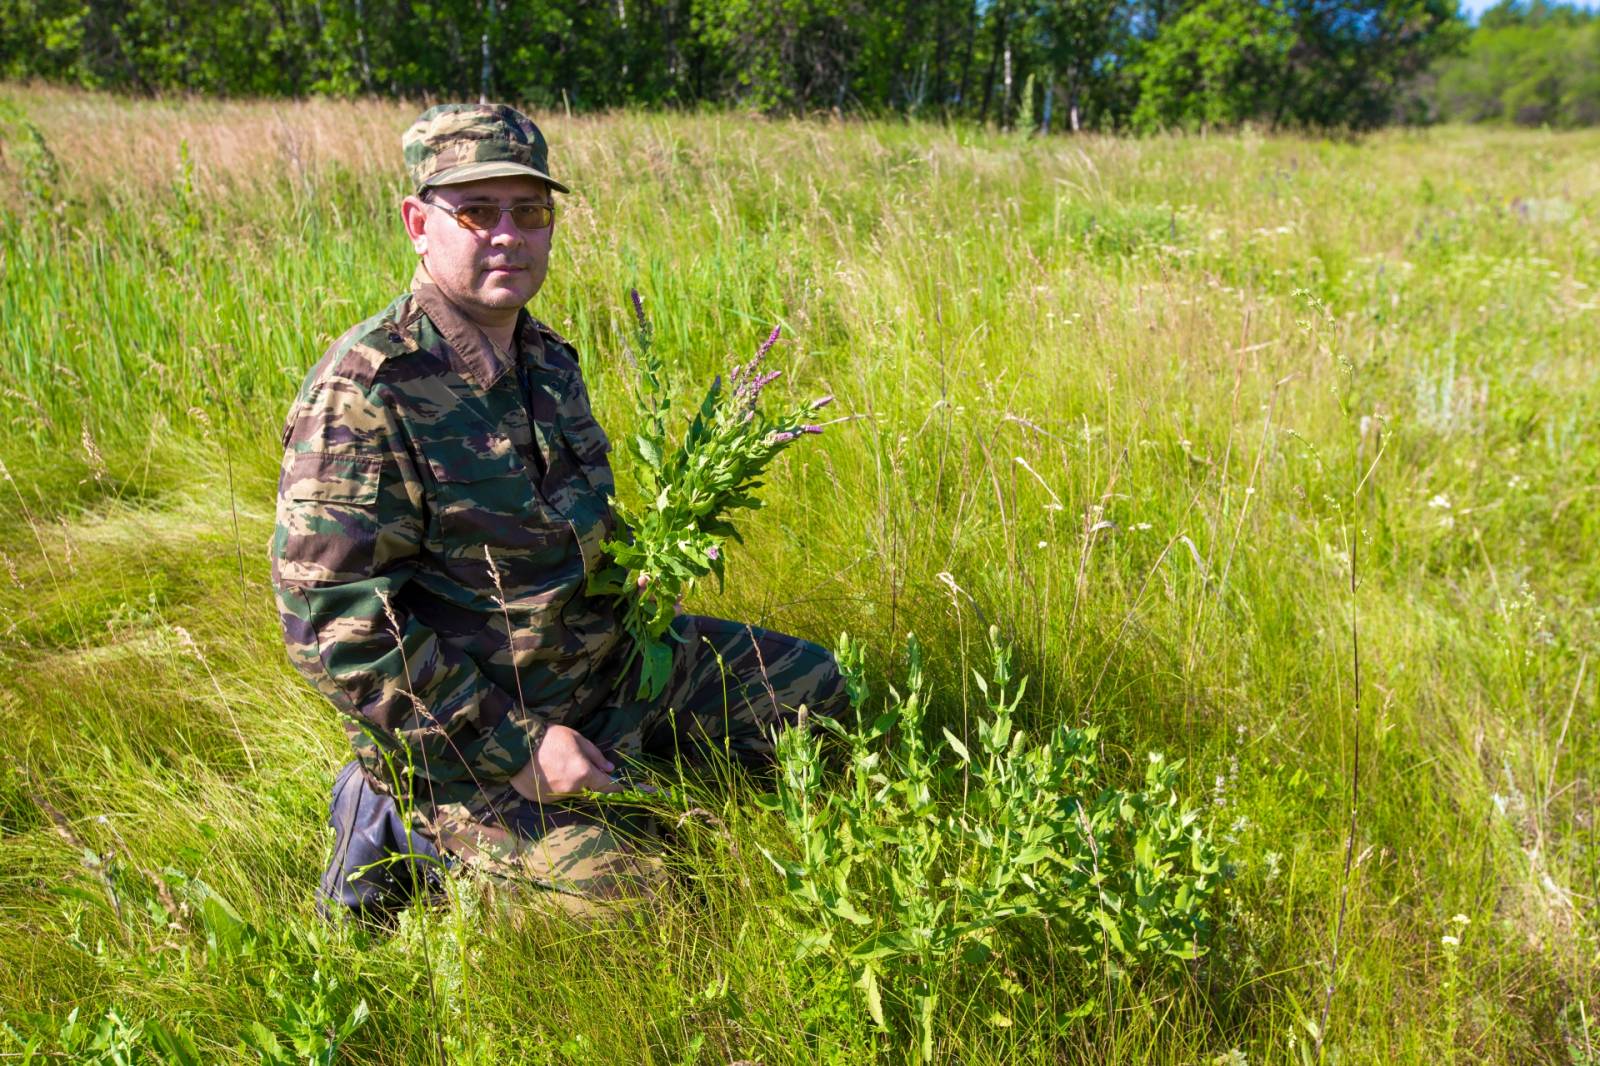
[[1133, 0, 1298, 131], [590, 291, 830, 698], [22, 1006, 201, 1065], [0, 103, 73, 225], [0, 0, 1470, 131], [1133, 0, 1463, 131], [1431, 2, 1600, 126], [764, 628, 1222, 1059]]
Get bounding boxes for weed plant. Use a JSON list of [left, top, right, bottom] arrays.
[[589, 289, 831, 698], [766, 628, 1220, 1060], [0, 85, 1597, 1062]]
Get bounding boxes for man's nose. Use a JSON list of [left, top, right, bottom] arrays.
[[486, 211, 525, 245]]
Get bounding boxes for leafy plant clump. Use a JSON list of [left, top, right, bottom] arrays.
[[765, 628, 1224, 1060], [589, 290, 833, 699]]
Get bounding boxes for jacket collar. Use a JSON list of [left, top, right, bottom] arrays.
[[409, 263, 549, 389]]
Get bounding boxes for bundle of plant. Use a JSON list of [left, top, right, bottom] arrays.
[[588, 290, 833, 700], [763, 628, 1224, 1061]]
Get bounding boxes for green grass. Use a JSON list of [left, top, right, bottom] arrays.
[[1, 84, 1597, 1062]]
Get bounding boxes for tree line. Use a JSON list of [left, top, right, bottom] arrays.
[[1429, 1, 1600, 127], [2, 0, 1594, 131]]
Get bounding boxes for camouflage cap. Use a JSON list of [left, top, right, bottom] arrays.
[[403, 103, 569, 195]]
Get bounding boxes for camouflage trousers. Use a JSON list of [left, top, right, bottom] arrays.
[[321, 614, 846, 921]]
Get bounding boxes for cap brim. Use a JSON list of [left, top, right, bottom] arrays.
[[423, 160, 570, 194]]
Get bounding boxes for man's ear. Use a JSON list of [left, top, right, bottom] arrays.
[[400, 195, 429, 255]]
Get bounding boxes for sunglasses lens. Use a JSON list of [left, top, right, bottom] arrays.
[[456, 204, 501, 230], [510, 204, 554, 230]]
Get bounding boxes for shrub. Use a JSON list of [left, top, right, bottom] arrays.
[[764, 628, 1223, 1060]]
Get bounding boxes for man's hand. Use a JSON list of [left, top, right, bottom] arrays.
[[509, 724, 621, 802]]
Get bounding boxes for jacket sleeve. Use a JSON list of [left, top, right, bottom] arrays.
[[270, 374, 545, 790]]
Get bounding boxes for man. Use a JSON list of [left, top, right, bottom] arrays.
[[271, 103, 846, 920]]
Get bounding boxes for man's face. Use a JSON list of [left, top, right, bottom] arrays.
[[401, 175, 553, 328]]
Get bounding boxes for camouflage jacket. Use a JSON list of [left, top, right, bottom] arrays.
[[271, 265, 624, 803]]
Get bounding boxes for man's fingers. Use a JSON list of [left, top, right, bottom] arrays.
[[584, 764, 624, 793], [576, 734, 614, 773]]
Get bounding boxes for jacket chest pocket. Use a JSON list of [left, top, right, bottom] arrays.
[[558, 409, 616, 502], [425, 449, 562, 560]]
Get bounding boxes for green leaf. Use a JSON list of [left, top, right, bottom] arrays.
[[826, 895, 873, 926], [244, 1021, 286, 1062], [586, 563, 629, 597], [1059, 998, 1098, 1024], [941, 727, 971, 763], [858, 964, 886, 1030], [635, 639, 674, 700], [146, 1020, 202, 1066], [1135, 834, 1156, 870], [848, 929, 917, 961]]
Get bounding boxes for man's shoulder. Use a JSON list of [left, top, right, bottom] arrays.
[[297, 291, 437, 400], [529, 316, 584, 374]]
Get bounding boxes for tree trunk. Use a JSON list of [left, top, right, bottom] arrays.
[[1002, 41, 1012, 124], [979, 1, 1008, 123], [479, 0, 497, 104], [956, 0, 979, 111], [895, 0, 926, 112], [931, 0, 949, 113], [353, 0, 372, 92]]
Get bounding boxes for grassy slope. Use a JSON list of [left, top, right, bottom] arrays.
[[0, 85, 1596, 1062]]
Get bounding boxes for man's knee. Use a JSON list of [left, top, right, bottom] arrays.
[[319, 760, 445, 925]]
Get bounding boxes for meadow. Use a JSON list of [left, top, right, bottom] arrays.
[[0, 84, 1596, 1063]]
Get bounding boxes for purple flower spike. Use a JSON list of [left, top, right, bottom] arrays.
[[810, 394, 834, 410], [707, 545, 720, 561], [756, 325, 781, 362], [630, 289, 647, 332], [770, 430, 797, 444], [801, 424, 823, 435]]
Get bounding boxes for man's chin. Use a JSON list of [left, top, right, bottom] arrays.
[[474, 281, 538, 309]]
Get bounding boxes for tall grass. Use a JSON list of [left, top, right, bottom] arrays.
[[1, 83, 1596, 1062]]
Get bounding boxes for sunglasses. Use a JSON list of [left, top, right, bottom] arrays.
[[426, 197, 556, 232]]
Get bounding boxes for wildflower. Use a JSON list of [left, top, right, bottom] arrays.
[[597, 297, 824, 699], [732, 326, 782, 390], [630, 288, 647, 333], [810, 394, 834, 410], [738, 368, 784, 405], [755, 324, 780, 361]]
